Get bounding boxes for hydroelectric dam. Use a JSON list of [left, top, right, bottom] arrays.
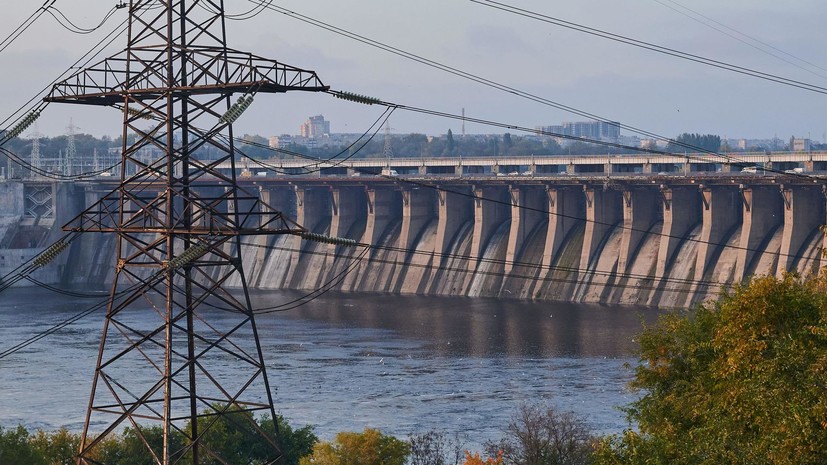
[[3, 152, 827, 308]]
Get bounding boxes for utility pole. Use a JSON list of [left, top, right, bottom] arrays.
[[45, 1, 327, 463], [65, 119, 78, 177]]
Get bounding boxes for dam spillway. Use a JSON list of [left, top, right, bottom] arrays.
[[3, 157, 826, 308]]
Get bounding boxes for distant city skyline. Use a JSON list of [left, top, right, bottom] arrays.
[[0, 1, 825, 143]]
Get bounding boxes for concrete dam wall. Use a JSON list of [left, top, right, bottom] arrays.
[[8, 175, 827, 308]]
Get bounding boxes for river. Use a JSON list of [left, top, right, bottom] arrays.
[[0, 288, 660, 448]]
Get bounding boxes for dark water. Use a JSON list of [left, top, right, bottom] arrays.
[[0, 288, 659, 447]]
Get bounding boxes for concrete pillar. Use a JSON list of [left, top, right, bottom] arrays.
[[541, 187, 581, 269], [468, 186, 509, 274], [581, 187, 622, 270], [735, 186, 782, 279], [656, 186, 700, 277], [362, 187, 401, 248], [618, 188, 659, 273], [288, 186, 331, 281], [777, 186, 824, 276], [504, 186, 545, 275], [398, 187, 436, 255], [330, 187, 364, 241], [434, 186, 473, 258], [694, 186, 741, 281]]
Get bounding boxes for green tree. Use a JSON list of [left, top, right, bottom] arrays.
[[300, 428, 409, 465], [260, 415, 318, 465], [31, 428, 80, 465], [666, 133, 721, 153], [594, 273, 827, 465], [445, 129, 456, 157], [0, 425, 46, 465], [502, 133, 513, 155]]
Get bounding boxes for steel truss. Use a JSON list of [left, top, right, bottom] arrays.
[[45, 1, 327, 463]]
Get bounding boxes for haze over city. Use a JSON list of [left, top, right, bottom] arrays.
[[0, 0, 824, 141]]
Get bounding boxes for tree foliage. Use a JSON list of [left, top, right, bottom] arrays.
[[0, 410, 316, 465], [594, 273, 827, 465], [666, 133, 721, 153], [299, 428, 410, 465]]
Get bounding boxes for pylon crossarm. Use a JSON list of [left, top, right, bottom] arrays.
[[45, 47, 327, 106]]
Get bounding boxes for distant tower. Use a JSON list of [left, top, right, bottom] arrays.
[[462, 107, 466, 137], [383, 120, 394, 163], [29, 127, 42, 177], [65, 119, 78, 176]]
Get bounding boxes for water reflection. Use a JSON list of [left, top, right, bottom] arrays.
[[251, 291, 659, 358]]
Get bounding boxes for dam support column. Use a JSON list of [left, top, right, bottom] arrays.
[[426, 186, 473, 292], [581, 186, 622, 271], [618, 188, 659, 274], [694, 186, 741, 283], [656, 186, 700, 278], [394, 187, 436, 292], [468, 186, 509, 276], [735, 186, 782, 280], [504, 185, 545, 275], [329, 187, 363, 241], [252, 186, 297, 288], [362, 188, 400, 248], [777, 185, 824, 276], [287, 186, 331, 287], [324, 186, 366, 287], [356, 187, 402, 290], [541, 187, 582, 271]]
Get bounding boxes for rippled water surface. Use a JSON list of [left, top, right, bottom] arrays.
[[0, 289, 659, 445]]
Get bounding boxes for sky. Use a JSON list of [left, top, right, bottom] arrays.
[[0, 0, 825, 142]]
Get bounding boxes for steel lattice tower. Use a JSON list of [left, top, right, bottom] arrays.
[[45, 1, 327, 463]]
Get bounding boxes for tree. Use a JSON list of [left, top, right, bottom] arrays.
[[445, 129, 456, 157], [260, 415, 318, 465], [0, 425, 46, 465], [299, 428, 409, 465], [485, 404, 594, 465], [31, 428, 80, 465], [409, 431, 466, 465], [463, 450, 504, 465], [502, 133, 513, 155], [666, 133, 721, 153], [594, 273, 827, 465]]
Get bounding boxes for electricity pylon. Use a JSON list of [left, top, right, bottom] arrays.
[[45, 1, 327, 463]]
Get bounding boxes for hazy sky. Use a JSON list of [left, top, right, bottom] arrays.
[[1, 0, 825, 141]]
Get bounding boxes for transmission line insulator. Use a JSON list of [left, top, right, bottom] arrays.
[[166, 243, 210, 270], [219, 94, 255, 124], [32, 240, 68, 268], [300, 231, 358, 247], [332, 90, 382, 105], [4, 110, 42, 140]]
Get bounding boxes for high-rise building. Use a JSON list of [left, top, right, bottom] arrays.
[[300, 115, 330, 138], [536, 120, 620, 142]]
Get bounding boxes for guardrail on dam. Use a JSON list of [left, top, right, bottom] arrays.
[[3, 165, 826, 308]]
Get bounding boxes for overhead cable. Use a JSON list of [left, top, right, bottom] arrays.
[[470, 0, 827, 95]]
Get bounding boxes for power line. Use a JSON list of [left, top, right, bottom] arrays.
[[246, 0, 811, 157], [44, 5, 120, 35], [470, 0, 827, 95], [651, 0, 827, 80], [0, 1, 57, 54]]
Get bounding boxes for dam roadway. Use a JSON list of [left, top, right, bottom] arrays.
[[3, 151, 827, 308]]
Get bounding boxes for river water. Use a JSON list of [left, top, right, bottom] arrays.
[[0, 288, 659, 447]]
